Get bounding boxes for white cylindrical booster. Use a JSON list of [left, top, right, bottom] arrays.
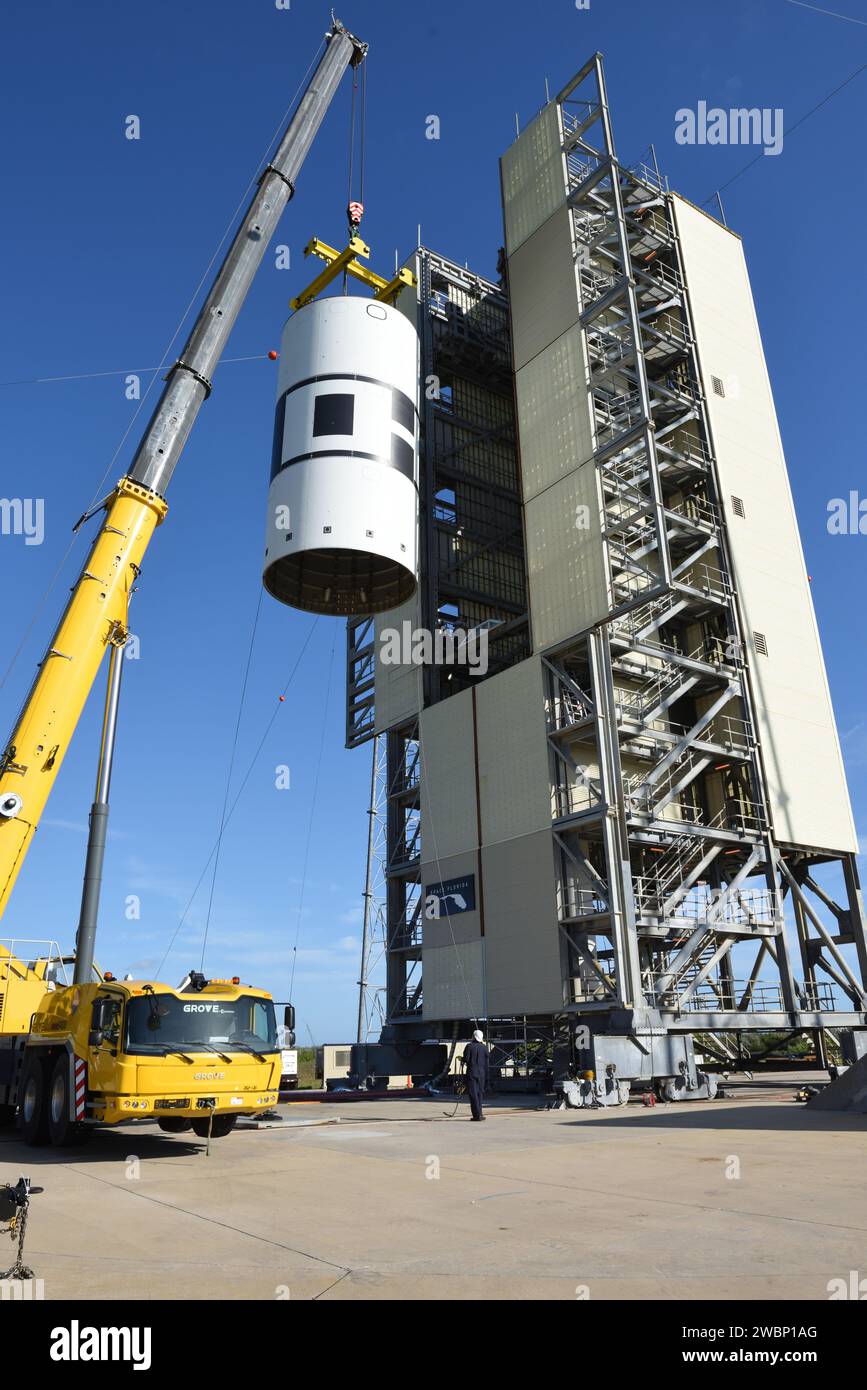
[[263, 296, 419, 616]]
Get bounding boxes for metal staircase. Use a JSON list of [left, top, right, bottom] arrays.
[[541, 54, 814, 1030]]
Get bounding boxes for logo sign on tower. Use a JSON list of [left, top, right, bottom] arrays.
[[424, 875, 476, 919]]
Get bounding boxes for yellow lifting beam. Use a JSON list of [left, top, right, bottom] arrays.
[[290, 235, 416, 311]]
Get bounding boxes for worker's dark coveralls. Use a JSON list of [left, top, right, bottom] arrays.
[[463, 1040, 488, 1121]]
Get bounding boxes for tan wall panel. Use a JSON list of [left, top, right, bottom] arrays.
[[374, 594, 421, 734], [423, 941, 484, 1021], [672, 194, 856, 853], [501, 104, 565, 255], [503, 125, 607, 653], [525, 465, 609, 648], [482, 829, 562, 1016], [475, 656, 549, 841], [419, 658, 563, 1020], [419, 688, 477, 861], [516, 324, 594, 502], [508, 208, 580, 371]]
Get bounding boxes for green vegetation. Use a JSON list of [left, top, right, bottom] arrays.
[[295, 1047, 317, 1089], [696, 1030, 840, 1065]]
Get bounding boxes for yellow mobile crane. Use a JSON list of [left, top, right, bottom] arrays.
[[0, 20, 365, 1145]]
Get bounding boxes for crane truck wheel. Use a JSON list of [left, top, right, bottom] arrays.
[[158, 1118, 193, 1134], [191, 1115, 237, 1139], [47, 1054, 90, 1147], [19, 1053, 50, 1145]]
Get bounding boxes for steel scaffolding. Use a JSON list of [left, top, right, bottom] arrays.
[[417, 247, 530, 704], [356, 734, 388, 1041], [542, 54, 867, 1050], [345, 61, 867, 1086], [384, 720, 422, 1022]]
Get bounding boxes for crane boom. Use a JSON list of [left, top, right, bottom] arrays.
[[0, 18, 367, 916]]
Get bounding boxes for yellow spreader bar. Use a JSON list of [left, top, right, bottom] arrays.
[[290, 235, 416, 311]]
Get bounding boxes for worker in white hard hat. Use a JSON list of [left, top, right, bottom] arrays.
[[462, 1028, 489, 1121]]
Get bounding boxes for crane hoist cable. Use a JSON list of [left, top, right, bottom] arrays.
[[154, 616, 319, 978], [343, 52, 367, 284], [199, 587, 264, 970], [0, 41, 327, 699], [288, 627, 337, 1001], [357, 51, 367, 214]]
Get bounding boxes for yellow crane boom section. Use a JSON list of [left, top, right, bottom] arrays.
[[0, 479, 166, 914], [0, 20, 366, 925]]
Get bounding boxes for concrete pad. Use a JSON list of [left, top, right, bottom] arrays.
[[1, 1073, 863, 1301]]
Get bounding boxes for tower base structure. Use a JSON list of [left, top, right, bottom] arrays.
[[344, 55, 867, 1101]]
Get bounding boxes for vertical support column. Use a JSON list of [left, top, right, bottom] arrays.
[[385, 727, 405, 1020], [718, 947, 736, 1011], [792, 894, 814, 999], [587, 55, 673, 595], [588, 628, 641, 1008], [766, 845, 799, 1014], [73, 640, 125, 986], [357, 733, 381, 1042], [843, 854, 867, 989], [793, 889, 829, 1066]]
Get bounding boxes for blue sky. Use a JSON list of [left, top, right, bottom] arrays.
[[1, 0, 865, 1040]]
